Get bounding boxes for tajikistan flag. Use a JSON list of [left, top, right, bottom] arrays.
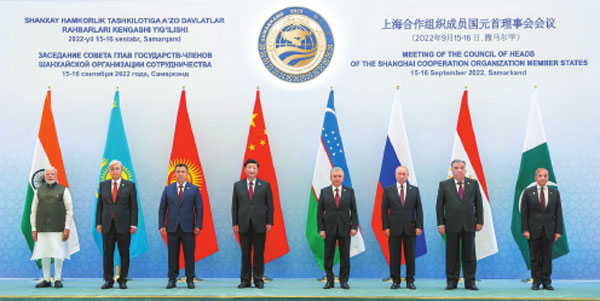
[[21, 88, 80, 268], [447, 89, 498, 260], [306, 89, 366, 271], [510, 87, 569, 269]]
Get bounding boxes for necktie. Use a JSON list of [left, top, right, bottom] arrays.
[[400, 184, 405, 206], [540, 186, 546, 209], [112, 181, 118, 203], [335, 188, 340, 208], [178, 185, 183, 201], [249, 181, 254, 199], [458, 182, 463, 200]]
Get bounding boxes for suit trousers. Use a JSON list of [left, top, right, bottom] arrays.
[[529, 227, 554, 286], [324, 228, 350, 284], [167, 225, 196, 280], [239, 220, 266, 285], [446, 230, 476, 286], [389, 233, 415, 283], [103, 220, 131, 283]]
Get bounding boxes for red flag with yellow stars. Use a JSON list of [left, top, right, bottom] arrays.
[[237, 89, 289, 264], [164, 89, 218, 269]]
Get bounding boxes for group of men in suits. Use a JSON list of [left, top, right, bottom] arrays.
[[39, 158, 560, 291]]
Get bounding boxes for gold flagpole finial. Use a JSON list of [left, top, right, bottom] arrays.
[[534, 84, 538, 89], [48, 85, 51, 90], [116, 86, 119, 90], [256, 86, 260, 91], [182, 85, 185, 90], [396, 85, 400, 90], [330, 85, 333, 90], [464, 85, 468, 90]]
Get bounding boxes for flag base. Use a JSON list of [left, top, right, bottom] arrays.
[[521, 278, 533, 283], [381, 277, 406, 282], [317, 275, 339, 282], [178, 276, 203, 282]]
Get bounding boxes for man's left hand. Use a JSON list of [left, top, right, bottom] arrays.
[[62, 229, 70, 241], [476, 224, 483, 232], [350, 229, 357, 237], [194, 227, 201, 236], [130, 227, 137, 234], [415, 228, 422, 236], [266, 224, 272, 232], [554, 233, 561, 241]]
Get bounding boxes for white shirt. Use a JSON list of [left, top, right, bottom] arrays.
[[111, 178, 122, 194], [30, 186, 74, 232], [331, 185, 342, 198], [454, 178, 465, 193], [536, 184, 549, 205], [396, 182, 407, 200], [177, 181, 187, 192], [246, 179, 256, 191]]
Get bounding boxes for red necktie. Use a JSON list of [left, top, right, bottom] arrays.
[[540, 186, 546, 209], [335, 188, 340, 208], [178, 185, 183, 201], [112, 182, 118, 203], [458, 182, 463, 200], [249, 181, 254, 199], [400, 184, 405, 206]]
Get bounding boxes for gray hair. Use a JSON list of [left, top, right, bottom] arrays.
[[45, 166, 58, 174], [535, 167, 548, 176], [330, 166, 344, 176], [108, 160, 123, 169], [450, 159, 466, 168]]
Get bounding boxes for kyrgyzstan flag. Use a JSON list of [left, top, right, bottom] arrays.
[[235, 88, 289, 263], [163, 88, 218, 268]]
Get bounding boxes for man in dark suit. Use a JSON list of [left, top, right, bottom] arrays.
[[436, 159, 483, 291], [159, 163, 203, 289], [521, 168, 563, 291], [232, 159, 273, 289], [96, 160, 138, 289], [317, 167, 358, 290], [381, 166, 423, 290]]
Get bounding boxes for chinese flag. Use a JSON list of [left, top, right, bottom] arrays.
[[164, 89, 218, 269], [236, 89, 289, 263]]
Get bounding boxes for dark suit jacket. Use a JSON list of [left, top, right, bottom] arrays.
[[381, 183, 423, 236], [436, 178, 483, 232], [231, 178, 274, 233], [96, 179, 138, 234], [317, 185, 358, 235], [159, 182, 203, 233], [520, 185, 563, 240]]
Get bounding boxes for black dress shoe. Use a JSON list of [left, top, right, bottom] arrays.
[[406, 282, 416, 290], [101, 281, 114, 289], [466, 284, 479, 291], [54, 280, 63, 288], [390, 282, 400, 289], [532, 283, 540, 290], [238, 282, 251, 289], [187, 281, 195, 289], [340, 282, 350, 289], [543, 285, 554, 290], [255, 282, 264, 289], [445, 284, 457, 290], [166, 279, 176, 289], [323, 282, 334, 289], [35, 280, 51, 288], [119, 282, 128, 289]]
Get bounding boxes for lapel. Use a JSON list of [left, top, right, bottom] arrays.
[[396, 184, 405, 207], [174, 183, 185, 205], [449, 179, 461, 201], [116, 180, 127, 203], [530, 188, 543, 210]]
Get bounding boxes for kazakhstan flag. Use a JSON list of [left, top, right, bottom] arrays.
[[92, 90, 148, 267]]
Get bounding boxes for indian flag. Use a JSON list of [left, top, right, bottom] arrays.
[[510, 87, 569, 269], [447, 89, 498, 260], [306, 89, 366, 270], [21, 89, 80, 268]]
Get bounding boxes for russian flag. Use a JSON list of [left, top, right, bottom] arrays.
[[372, 87, 427, 267]]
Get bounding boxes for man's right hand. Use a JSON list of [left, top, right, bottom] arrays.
[[159, 227, 167, 236], [96, 225, 102, 234], [32, 231, 37, 242], [438, 225, 445, 235], [233, 225, 239, 233], [523, 231, 530, 240], [383, 228, 391, 237], [319, 231, 326, 239]]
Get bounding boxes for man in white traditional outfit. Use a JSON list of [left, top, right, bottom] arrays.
[[30, 166, 73, 288]]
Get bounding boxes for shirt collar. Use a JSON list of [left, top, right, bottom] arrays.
[[177, 181, 187, 188], [112, 178, 122, 186]]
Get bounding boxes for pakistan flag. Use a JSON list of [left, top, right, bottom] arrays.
[[511, 88, 569, 269]]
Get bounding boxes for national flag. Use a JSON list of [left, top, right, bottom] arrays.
[[306, 89, 366, 270], [91, 89, 148, 267], [447, 89, 498, 260], [164, 89, 218, 269], [372, 87, 427, 266], [235, 88, 289, 263], [21, 88, 80, 268], [510, 87, 569, 268]]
